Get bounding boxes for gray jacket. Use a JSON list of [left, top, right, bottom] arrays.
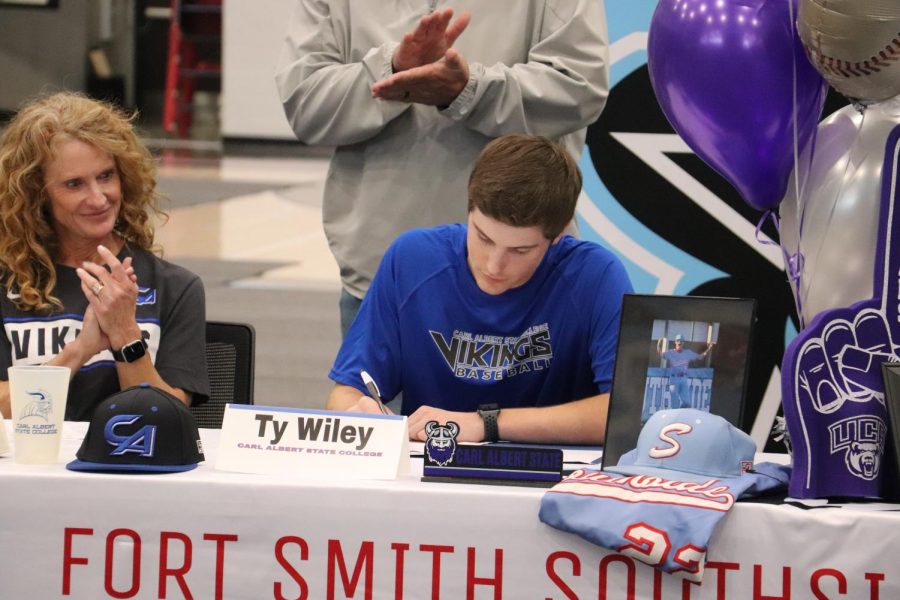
[[276, 0, 609, 297]]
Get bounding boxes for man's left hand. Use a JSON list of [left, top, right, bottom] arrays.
[[407, 404, 484, 442], [372, 48, 469, 107], [391, 8, 470, 73]]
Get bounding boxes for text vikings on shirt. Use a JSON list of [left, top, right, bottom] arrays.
[[430, 323, 552, 381]]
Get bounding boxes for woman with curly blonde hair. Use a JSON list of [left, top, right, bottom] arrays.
[[0, 92, 209, 420]]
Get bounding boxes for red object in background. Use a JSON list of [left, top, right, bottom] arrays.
[[162, 0, 222, 138]]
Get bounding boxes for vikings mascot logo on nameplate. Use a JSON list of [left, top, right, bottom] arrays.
[[424, 421, 458, 466], [422, 420, 563, 486]]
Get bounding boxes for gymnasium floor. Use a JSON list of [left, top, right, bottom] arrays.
[[148, 134, 342, 410]]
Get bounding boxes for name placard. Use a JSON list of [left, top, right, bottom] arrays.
[[216, 405, 410, 479], [423, 443, 563, 487]]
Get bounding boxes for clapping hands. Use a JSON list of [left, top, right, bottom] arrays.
[[76, 245, 141, 351], [372, 8, 471, 107]]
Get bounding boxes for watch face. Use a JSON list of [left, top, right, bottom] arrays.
[[121, 339, 147, 362]]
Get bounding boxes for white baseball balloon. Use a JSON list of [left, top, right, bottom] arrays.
[[780, 95, 900, 325], [798, 0, 900, 104]]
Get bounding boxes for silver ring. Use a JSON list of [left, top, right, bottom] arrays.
[[91, 283, 104, 297]]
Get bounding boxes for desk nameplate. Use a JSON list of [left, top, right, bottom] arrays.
[[216, 404, 410, 479], [423, 443, 563, 487]]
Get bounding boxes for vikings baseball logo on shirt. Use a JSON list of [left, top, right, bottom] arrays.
[[429, 323, 553, 381], [782, 126, 900, 498]]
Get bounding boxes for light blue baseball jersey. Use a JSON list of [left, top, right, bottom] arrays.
[[539, 464, 789, 581]]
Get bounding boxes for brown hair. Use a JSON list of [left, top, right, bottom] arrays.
[[0, 92, 164, 313], [467, 134, 582, 239]]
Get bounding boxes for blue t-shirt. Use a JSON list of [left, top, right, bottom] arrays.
[[662, 348, 701, 373], [330, 224, 633, 415]]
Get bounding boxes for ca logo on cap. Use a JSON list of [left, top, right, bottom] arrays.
[[104, 414, 157, 457]]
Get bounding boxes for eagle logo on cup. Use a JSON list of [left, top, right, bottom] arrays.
[[19, 389, 53, 421]]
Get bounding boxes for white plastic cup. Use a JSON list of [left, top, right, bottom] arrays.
[[9, 365, 70, 464], [0, 413, 9, 455]]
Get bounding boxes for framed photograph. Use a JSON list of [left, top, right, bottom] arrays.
[[882, 362, 900, 489], [601, 294, 757, 469]]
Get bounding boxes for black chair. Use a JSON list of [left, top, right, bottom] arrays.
[[190, 321, 255, 428]]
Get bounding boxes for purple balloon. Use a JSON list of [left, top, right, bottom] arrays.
[[648, 0, 827, 211]]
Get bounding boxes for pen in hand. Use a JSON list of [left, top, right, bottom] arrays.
[[361, 370, 390, 415]]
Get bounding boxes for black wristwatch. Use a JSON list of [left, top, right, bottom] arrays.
[[477, 403, 501, 442], [112, 338, 148, 363]]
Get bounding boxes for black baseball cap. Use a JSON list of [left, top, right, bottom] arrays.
[[66, 384, 205, 473]]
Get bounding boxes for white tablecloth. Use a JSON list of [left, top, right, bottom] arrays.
[[0, 420, 896, 599]]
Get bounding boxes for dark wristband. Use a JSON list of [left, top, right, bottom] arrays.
[[477, 403, 500, 442]]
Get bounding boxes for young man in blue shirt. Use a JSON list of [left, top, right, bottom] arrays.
[[657, 334, 714, 409], [328, 134, 632, 444]]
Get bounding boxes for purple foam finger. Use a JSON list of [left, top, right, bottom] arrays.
[[780, 125, 900, 498]]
